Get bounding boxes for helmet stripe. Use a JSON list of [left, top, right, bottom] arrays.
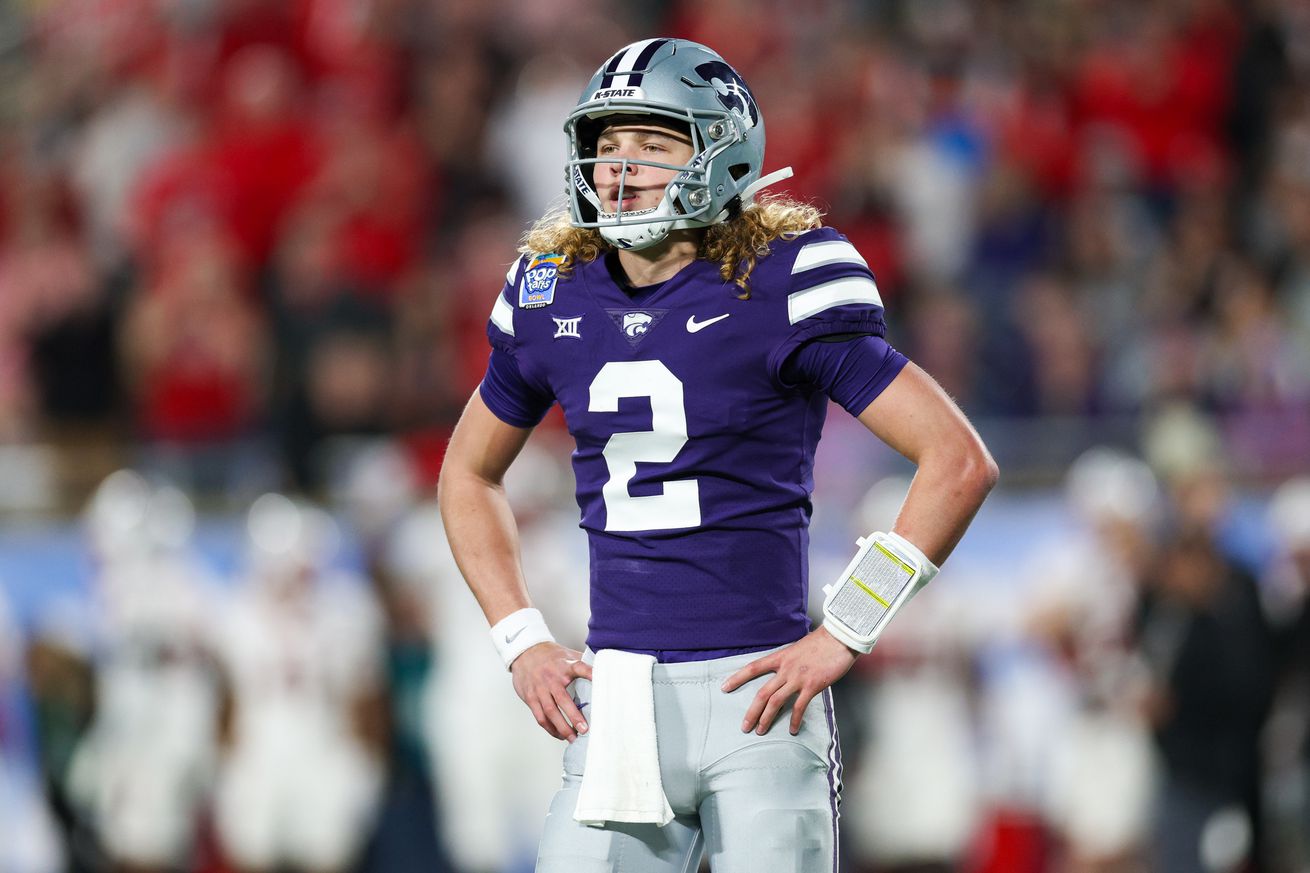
[[602, 37, 666, 89], [623, 38, 669, 87], [598, 49, 626, 88]]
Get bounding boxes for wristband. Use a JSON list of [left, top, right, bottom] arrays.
[[490, 607, 556, 669], [821, 531, 939, 654], [887, 530, 939, 595]]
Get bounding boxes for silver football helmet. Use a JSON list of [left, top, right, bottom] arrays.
[[565, 38, 782, 250]]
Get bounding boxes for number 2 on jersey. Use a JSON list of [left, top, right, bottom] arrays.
[[588, 361, 701, 532]]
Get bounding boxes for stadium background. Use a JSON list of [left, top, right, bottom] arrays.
[[0, 0, 1308, 871]]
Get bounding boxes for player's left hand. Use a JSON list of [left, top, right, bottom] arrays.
[[720, 626, 859, 736]]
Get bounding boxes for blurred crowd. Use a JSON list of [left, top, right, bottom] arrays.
[[1, 0, 1309, 504], [1, 0, 1310, 872]]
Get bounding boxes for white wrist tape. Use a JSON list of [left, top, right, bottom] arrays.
[[822, 531, 940, 654], [490, 607, 556, 669]]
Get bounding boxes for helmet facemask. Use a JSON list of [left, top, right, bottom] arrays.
[[566, 107, 746, 250]]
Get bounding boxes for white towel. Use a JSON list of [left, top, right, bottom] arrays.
[[573, 649, 674, 827]]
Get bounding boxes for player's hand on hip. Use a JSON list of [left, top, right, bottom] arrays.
[[510, 641, 593, 742], [720, 627, 858, 736]]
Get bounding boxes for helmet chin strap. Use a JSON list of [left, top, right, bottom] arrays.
[[739, 166, 794, 205]]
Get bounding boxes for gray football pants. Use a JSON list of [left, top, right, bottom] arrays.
[[536, 647, 843, 873]]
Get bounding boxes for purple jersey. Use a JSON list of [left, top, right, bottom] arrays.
[[481, 227, 903, 653]]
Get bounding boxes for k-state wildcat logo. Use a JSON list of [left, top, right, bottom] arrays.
[[695, 61, 759, 130], [606, 308, 667, 348], [622, 312, 653, 337]]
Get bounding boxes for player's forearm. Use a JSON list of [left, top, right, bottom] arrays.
[[856, 363, 997, 566], [437, 467, 534, 626], [819, 436, 994, 656], [892, 438, 998, 566]]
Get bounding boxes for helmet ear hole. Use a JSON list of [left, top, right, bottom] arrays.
[[729, 163, 752, 182]]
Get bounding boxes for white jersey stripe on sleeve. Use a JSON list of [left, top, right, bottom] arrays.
[[610, 38, 661, 88], [787, 276, 882, 325], [791, 240, 869, 274], [505, 258, 521, 287], [490, 292, 515, 337]]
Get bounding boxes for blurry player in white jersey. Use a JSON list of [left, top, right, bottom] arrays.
[[842, 477, 982, 872], [387, 440, 589, 873], [213, 494, 385, 873], [67, 470, 223, 873], [440, 38, 998, 872], [1024, 449, 1159, 871]]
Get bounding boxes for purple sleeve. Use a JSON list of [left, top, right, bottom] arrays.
[[478, 348, 554, 428], [764, 227, 890, 386], [782, 334, 909, 416]]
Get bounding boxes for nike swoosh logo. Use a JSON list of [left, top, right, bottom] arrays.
[[686, 313, 730, 333], [505, 627, 525, 644]]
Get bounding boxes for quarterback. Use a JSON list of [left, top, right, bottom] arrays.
[[439, 38, 997, 872]]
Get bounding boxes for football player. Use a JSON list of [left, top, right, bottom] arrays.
[[439, 38, 998, 872], [213, 495, 386, 873]]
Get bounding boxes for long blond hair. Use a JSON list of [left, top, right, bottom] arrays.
[[519, 194, 824, 297]]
